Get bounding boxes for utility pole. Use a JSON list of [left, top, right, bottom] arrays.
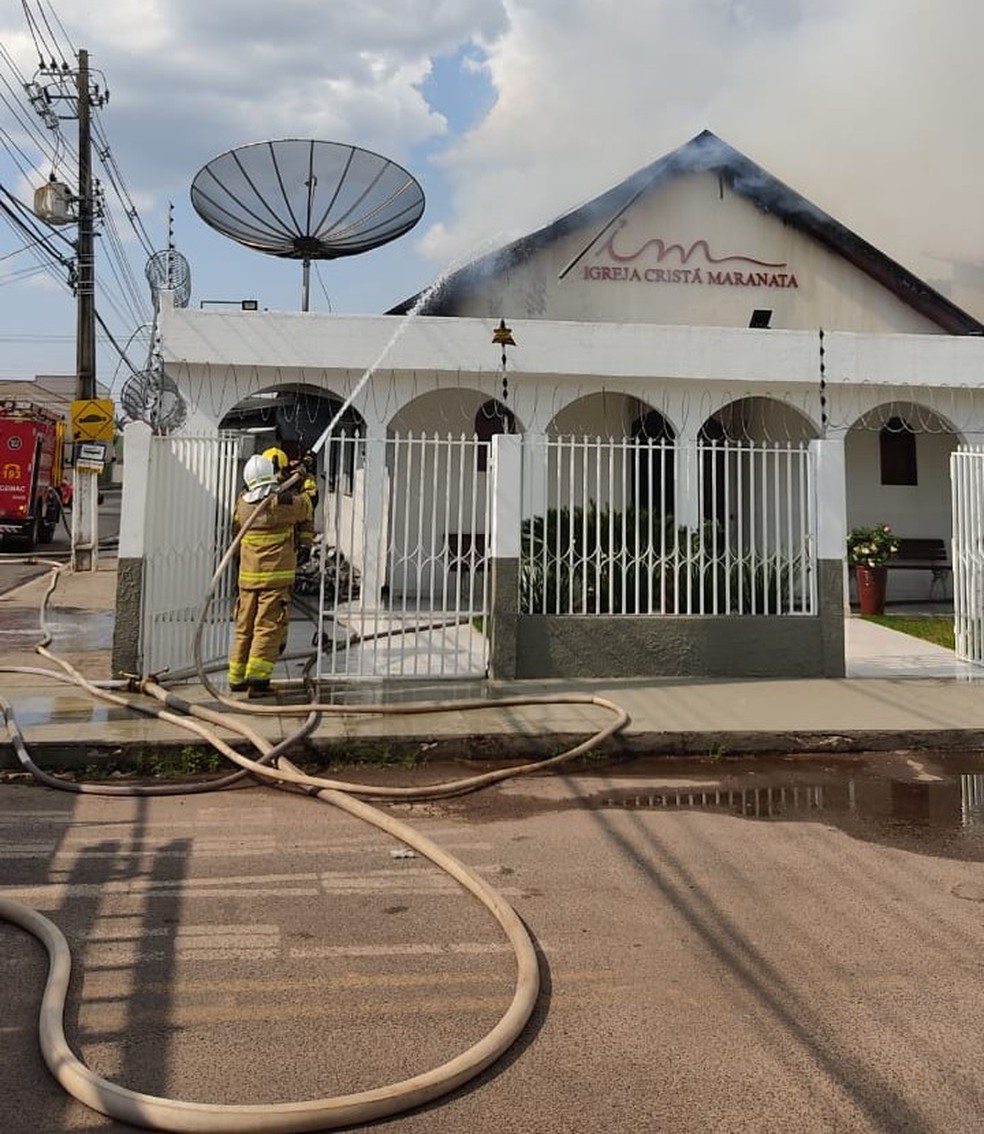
[[27, 48, 111, 570], [70, 47, 103, 570], [76, 48, 96, 403]]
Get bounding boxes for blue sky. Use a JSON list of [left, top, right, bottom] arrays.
[[0, 0, 982, 396]]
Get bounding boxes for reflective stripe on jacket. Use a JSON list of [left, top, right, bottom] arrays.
[[233, 490, 312, 590]]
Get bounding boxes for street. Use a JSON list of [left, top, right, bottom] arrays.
[[0, 486, 120, 596], [3, 753, 984, 1132]]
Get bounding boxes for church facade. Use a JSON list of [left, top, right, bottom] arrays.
[[118, 131, 984, 680]]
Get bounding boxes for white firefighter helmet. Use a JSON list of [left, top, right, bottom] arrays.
[[242, 453, 277, 503]]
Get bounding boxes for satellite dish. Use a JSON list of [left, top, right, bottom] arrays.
[[190, 139, 425, 310]]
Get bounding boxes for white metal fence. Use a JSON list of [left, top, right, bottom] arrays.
[[142, 432, 240, 675], [951, 447, 984, 665], [138, 431, 492, 683], [520, 437, 816, 616], [314, 432, 492, 680], [137, 431, 819, 682]]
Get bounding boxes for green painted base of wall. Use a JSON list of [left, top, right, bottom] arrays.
[[492, 559, 845, 680], [111, 557, 143, 677]]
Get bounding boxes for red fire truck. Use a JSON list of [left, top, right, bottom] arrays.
[[0, 400, 70, 549]]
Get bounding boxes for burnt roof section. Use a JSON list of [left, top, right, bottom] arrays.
[[389, 129, 984, 335]]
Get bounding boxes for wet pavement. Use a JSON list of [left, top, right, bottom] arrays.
[[8, 541, 984, 1132], [0, 606, 114, 649], [458, 752, 984, 862], [5, 558, 984, 1132], [6, 692, 117, 730], [6, 757, 984, 1134], [3, 557, 984, 768]]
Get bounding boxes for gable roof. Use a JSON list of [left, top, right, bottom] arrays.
[[390, 130, 984, 335], [0, 374, 102, 418]]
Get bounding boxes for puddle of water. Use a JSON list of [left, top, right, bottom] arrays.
[[311, 678, 490, 705], [575, 754, 984, 861], [8, 693, 114, 729]]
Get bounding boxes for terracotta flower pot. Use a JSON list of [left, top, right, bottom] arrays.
[[855, 565, 888, 615]]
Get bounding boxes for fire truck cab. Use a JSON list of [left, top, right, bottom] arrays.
[[0, 400, 69, 549]]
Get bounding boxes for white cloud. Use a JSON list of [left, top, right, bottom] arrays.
[[424, 0, 984, 289], [1, 0, 982, 384], [1, 0, 502, 187]]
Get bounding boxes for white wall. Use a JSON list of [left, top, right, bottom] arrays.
[[448, 171, 945, 335]]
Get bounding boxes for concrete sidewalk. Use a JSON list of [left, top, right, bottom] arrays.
[[2, 557, 984, 766]]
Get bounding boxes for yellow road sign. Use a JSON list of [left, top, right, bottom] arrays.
[[71, 398, 115, 442]]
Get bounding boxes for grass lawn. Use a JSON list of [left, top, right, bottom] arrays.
[[862, 614, 955, 651]]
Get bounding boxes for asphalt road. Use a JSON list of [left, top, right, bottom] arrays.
[[3, 754, 984, 1133], [0, 487, 119, 595]]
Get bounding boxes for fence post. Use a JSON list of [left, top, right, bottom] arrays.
[[952, 447, 984, 665], [811, 437, 846, 575], [810, 436, 847, 676], [359, 427, 388, 606], [488, 432, 522, 680], [675, 430, 702, 529], [112, 420, 153, 676]]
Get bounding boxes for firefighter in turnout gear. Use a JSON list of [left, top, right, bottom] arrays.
[[263, 445, 318, 563], [227, 453, 313, 695]]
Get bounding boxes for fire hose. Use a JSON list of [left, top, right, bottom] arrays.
[[0, 556, 629, 1132]]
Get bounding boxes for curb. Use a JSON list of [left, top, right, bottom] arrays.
[[6, 727, 984, 775]]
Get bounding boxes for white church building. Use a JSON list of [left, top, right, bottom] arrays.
[[113, 131, 984, 683]]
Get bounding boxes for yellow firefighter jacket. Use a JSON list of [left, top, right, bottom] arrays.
[[233, 489, 313, 590], [296, 472, 318, 555]]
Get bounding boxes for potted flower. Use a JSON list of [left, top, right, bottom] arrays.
[[847, 523, 899, 615]]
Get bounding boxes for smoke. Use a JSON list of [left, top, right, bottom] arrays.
[[2, 0, 981, 328], [422, 0, 984, 316]]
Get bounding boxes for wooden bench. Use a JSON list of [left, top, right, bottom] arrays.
[[886, 538, 951, 599]]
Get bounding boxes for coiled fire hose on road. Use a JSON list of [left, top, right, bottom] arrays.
[[0, 557, 629, 1132]]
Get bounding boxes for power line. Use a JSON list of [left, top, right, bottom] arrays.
[[0, 332, 120, 342], [0, 20, 156, 393], [38, 0, 77, 59], [0, 237, 44, 261], [99, 211, 148, 324], [94, 306, 144, 381], [0, 188, 74, 275], [0, 49, 65, 173], [92, 114, 154, 257], [0, 123, 49, 188], [20, 0, 72, 70], [33, 0, 73, 66], [96, 275, 146, 336], [19, 0, 51, 67], [0, 182, 74, 250], [0, 261, 54, 285]]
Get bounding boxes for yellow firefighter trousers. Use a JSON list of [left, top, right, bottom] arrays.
[[228, 587, 291, 686]]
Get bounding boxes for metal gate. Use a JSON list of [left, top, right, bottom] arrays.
[[313, 432, 491, 681], [141, 432, 240, 676], [138, 430, 492, 682], [951, 446, 984, 666]]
